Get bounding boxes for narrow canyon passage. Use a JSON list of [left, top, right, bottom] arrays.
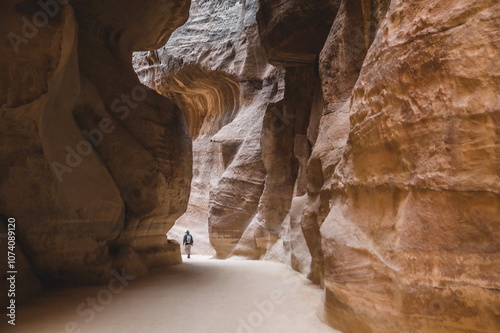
[[2, 257, 338, 333], [1, 0, 498, 332]]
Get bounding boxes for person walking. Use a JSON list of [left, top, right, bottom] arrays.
[[183, 230, 194, 258]]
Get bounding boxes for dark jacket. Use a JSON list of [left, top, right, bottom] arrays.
[[183, 234, 194, 245]]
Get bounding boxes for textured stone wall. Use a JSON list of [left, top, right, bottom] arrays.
[[134, 0, 286, 257], [258, 0, 500, 332], [0, 0, 192, 300], [317, 1, 500, 332]]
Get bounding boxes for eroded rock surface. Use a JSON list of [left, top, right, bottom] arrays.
[[134, 0, 285, 257], [0, 0, 191, 298], [318, 1, 500, 332], [258, 0, 500, 332], [257, 0, 340, 66]]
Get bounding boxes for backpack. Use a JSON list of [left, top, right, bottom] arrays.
[[186, 234, 192, 244]]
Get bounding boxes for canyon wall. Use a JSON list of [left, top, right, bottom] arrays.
[[315, 1, 500, 332], [0, 0, 192, 301], [264, 0, 500, 332], [136, 0, 499, 332]]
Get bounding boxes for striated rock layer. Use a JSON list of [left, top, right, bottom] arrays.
[[0, 0, 192, 300]]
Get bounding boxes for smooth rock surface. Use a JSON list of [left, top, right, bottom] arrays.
[[0, 0, 191, 298]]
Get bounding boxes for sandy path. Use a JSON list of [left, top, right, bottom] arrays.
[[3, 256, 339, 333]]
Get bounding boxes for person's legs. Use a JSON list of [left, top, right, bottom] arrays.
[[185, 244, 192, 258]]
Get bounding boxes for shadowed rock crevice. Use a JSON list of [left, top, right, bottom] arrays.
[[256, 0, 341, 67]]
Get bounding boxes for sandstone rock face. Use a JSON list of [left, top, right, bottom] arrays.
[[0, 0, 191, 297], [134, 0, 338, 271], [134, 0, 285, 257], [317, 1, 500, 332], [261, 0, 500, 332]]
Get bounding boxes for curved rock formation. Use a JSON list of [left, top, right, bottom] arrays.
[[134, 0, 285, 257], [0, 0, 192, 295], [257, 0, 340, 66]]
